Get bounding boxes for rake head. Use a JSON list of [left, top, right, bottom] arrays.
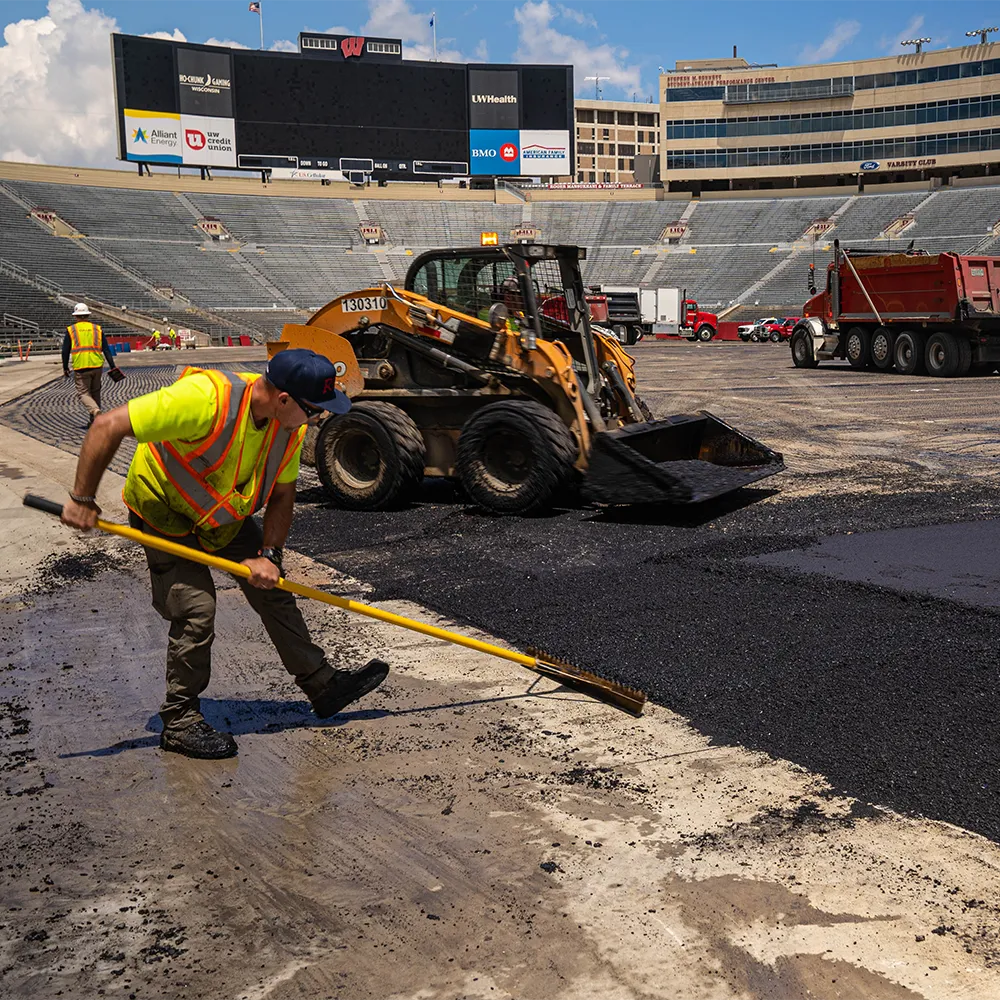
[[527, 648, 647, 716]]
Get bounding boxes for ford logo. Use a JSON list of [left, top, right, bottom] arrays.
[[860, 160, 880, 171]]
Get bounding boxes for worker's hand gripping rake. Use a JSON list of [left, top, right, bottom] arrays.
[[24, 495, 646, 715]]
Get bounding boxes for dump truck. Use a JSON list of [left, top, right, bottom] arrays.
[[791, 240, 1000, 376], [270, 244, 783, 514]]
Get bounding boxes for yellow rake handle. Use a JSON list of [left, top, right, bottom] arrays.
[[23, 494, 645, 715]]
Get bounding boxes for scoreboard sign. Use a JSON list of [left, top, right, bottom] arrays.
[[111, 34, 573, 181]]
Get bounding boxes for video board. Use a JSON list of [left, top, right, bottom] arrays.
[[111, 34, 574, 181]]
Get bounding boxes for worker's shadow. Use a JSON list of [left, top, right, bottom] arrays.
[[57, 698, 391, 758]]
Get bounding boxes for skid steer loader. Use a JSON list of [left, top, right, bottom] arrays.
[[268, 244, 783, 514]]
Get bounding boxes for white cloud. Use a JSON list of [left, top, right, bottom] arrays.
[[0, 0, 120, 167], [0, 0, 265, 168], [513, 1, 641, 98], [799, 20, 861, 63], [269, 39, 298, 53], [881, 14, 926, 54], [363, 0, 465, 62], [204, 37, 249, 50], [557, 4, 597, 29], [474, 38, 489, 61]]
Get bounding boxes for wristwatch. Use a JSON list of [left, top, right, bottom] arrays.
[[259, 546, 284, 570]]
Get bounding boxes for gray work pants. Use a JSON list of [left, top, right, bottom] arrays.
[[129, 512, 334, 732], [73, 367, 102, 417]]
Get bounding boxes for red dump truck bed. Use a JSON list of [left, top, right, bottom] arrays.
[[806, 251, 1000, 324]]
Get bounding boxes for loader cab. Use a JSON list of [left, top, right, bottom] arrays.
[[405, 245, 593, 344]]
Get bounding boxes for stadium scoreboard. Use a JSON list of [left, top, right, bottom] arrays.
[[111, 33, 574, 181]]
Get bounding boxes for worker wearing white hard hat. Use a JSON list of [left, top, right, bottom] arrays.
[[63, 303, 118, 426]]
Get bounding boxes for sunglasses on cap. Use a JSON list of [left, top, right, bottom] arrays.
[[290, 395, 324, 419]]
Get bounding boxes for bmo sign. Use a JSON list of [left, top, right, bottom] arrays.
[[469, 130, 519, 174]]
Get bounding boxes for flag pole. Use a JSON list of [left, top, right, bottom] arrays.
[[259, 0, 264, 49], [432, 10, 437, 61]]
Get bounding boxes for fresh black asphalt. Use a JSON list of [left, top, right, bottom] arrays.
[[289, 476, 1000, 842]]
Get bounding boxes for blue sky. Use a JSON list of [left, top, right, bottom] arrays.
[[2, 0, 1000, 166]]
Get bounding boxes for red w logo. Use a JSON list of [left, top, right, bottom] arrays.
[[341, 36, 365, 58]]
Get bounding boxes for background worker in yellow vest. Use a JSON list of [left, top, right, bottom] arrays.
[[148, 329, 161, 351], [59, 349, 388, 760], [62, 302, 118, 427], [167, 328, 178, 349]]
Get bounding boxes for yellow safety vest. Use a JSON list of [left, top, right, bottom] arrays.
[[122, 368, 305, 551], [67, 321, 104, 369]]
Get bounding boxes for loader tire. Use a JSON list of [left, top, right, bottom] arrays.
[[456, 400, 576, 515], [316, 401, 425, 511]]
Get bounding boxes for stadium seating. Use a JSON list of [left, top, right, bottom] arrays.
[[4, 173, 1000, 333]]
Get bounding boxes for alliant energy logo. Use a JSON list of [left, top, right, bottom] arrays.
[[133, 126, 178, 148], [179, 73, 232, 95], [522, 143, 566, 160], [472, 94, 517, 104]]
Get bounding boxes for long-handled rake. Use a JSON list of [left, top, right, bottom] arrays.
[[24, 494, 646, 715]]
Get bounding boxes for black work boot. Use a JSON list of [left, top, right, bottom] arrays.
[[160, 721, 238, 760], [310, 659, 389, 719]]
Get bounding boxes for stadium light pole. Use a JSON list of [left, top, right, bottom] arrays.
[[966, 26, 998, 45], [585, 75, 610, 100], [900, 37, 931, 54]]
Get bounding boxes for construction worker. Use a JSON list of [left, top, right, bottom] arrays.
[[167, 327, 177, 349], [148, 329, 161, 351], [62, 303, 117, 426], [59, 349, 389, 760]]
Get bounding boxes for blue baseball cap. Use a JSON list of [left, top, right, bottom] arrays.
[[265, 348, 352, 415]]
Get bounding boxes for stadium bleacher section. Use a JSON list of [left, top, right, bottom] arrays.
[[3, 172, 1000, 340]]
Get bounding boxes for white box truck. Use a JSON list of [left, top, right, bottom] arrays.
[[595, 286, 717, 344]]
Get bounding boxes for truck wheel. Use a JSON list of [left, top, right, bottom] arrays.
[[697, 325, 714, 342], [626, 326, 640, 346], [791, 329, 818, 368], [769, 330, 781, 343], [870, 327, 895, 370], [316, 401, 425, 510], [925, 331, 964, 377], [845, 327, 871, 370], [893, 330, 926, 375], [456, 400, 576, 515], [749, 332, 760, 343], [957, 336, 972, 376]]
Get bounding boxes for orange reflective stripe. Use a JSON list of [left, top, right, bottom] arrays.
[[158, 440, 242, 527], [200, 377, 251, 475], [256, 426, 302, 513], [182, 369, 234, 466]]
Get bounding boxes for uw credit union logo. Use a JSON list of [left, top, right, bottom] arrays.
[[185, 129, 207, 150]]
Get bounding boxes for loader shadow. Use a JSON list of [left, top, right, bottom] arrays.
[[585, 486, 780, 526]]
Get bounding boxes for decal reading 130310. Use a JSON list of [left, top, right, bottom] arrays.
[[342, 296, 388, 312]]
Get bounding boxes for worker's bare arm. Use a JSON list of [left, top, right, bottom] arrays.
[[62, 405, 134, 531], [241, 481, 297, 589]]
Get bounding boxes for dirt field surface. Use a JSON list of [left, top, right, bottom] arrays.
[[4, 342, 1000, 999]]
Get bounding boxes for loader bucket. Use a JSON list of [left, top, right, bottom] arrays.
[[583, 410, 784, 505]]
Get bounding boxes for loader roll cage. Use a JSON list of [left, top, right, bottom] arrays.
[[404, 244, 603, 398]]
